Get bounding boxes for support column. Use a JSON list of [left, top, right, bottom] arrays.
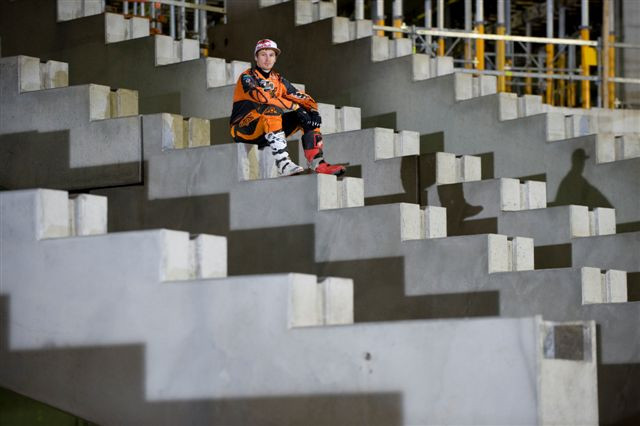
[[475, 0, 484, 70], [355, 0, 364, 20], [558, 6, 566, 106], [425, 0, 432, 53], [393, 0, 403, 39], [497, 0, 506, 92], [525, 21, 532, 94], [437, 0, 445, 55], [170, 4, 176, 39], [374, 0, 385, 37], [546, 0, 554, 105], [581, 0, 591, 108], [505, 0, 512, 91], [568, 44, 577, 106], [464, 0, 472, 68], [123, 1, 129, 15]]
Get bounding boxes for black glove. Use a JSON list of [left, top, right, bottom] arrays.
[[297, 108, 322, 129]]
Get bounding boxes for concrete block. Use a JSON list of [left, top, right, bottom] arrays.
[[317, 173, 339, 210], [83, 0, 104, 16], [595, 133, 616, 163], [294, 0, 313, 25], [105, 13, 127, 44], [412, 54, 431, 81], [332, 17, 350, 43], [206, 57, 227, 88], [109, 88, 139, 118], [40, 60, 69, 89], [521, 180, 547, 210], [546, 112, 566, 141], [435, 152, 456, 184], [509, 237, 534, 271], [422, 206, 447, 238], [499, 92, 519, 121], [400, 203, 422, 241], [589, 207, 616, 236], [488, 234, 509, 273], [19, 56, 41, 92], [226, 61, 250, 85], [458, 155, 482, 182], [259, 146, 278, 179], [317, 103, 336, 134], [335, 106, 361, 132], [622, 110, 640, 132], [569, 205, 590, 237], [289, 274, 323, 327], [180, 38, 200, 61], [355, 19, 373, 38], [500, 178, 521, 211], [337, 177, 364, 208], [373, 128, 395, 160], [259, 0, 282, 6], [89, 84, 112, 121], [394, 130, 420, 157], [37, 189, 71, 239], [155, 35, 179, 66], [371, 36, 390, 62], [472, 75, 496, 97], [433, 56, 454, 76], [319, 277, 354, 325], [595, 113, 613, 133], [236, 143, 260, 181], [582, 267, 628, 304], [128, 16, 150, 40], [517, 95, 544, 117], [454, 72, 473, 101], [391, 38, 412, 58], [186, 117, 211, 148], [69, 194, 107, 236], [565, 114, 595, 139], [189, 234, 227, 279], [160, 230, 191, 281], [318, 1, 336, 20], [57, 0, 82, 21], [618, 134, 640, 159], [605, 270, 628, 303], [161, 113, 185, 150]]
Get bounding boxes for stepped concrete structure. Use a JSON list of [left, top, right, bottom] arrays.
[[1, 0, 639, 424]]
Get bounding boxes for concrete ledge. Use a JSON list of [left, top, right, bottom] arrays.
[[69, 194, 107, 236], [206, 57, 227, 88], [501, 178, 547, 211], [435, 152, 482, 184], [373, 128, 395, 160], [393, 130, 420, 157], [488, 234, 534, 273], [294, 0, 313, 25], [318, 276, 354, 325], [391, 38, 412, 58], [40, 60, 69, 89], [109, 88, 139, 118], [105, 13, 126, 44], [332, 16, 350, 43], [317, 103, 336, 133], [454, 72, 473, 100], [371, 36, 390, 62], [498, 92, 519, 121], [589, 208, 616, 236], [336, 106, 361, 132], [89, 84, 112, 120], [57, 0, 104, 21], [226, 60, 251, 85], [509, 236, 534, 271], [413, 54, 431, 81], [337, 177, 365, 208], [433, 56, 454, 77], [185, 117, 211, 148], [422, 206, 447, 238], [472, 75, 497, 97], [160, 229, 191, 281], [581, 267, 628, 304], [19, 56, 43, 92], [400, 203, 422, 241], [189, 234, 227, 279]]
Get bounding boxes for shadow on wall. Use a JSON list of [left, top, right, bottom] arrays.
[[0, 296, 404, 425], [0, 131, 142, 191], [550, 149, 613, 209]]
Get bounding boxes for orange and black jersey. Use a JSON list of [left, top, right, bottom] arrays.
[[230, 67, 318, 125]]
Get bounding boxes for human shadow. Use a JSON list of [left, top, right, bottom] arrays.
[[550, 148, 613, 209]]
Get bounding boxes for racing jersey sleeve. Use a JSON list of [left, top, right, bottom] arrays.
[[281, 76, 318, 111]]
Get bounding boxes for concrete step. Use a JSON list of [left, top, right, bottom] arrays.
[[2, 187, 597, 425], [57, 0, 104, 21], [105, 12, 150, 44], [155, 34, 200, 65], [572, 232, 640, 272], [0, 55, 142, 190]]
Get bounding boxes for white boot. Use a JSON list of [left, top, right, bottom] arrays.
[[265, 131, 304, 176]]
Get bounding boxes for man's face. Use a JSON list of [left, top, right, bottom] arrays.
[[255, 49, 277, 71]]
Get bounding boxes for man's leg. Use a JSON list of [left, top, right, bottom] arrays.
[[232, 107, 303, 176]]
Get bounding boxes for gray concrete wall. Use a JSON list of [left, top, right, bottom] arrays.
[[0, 188, 599, 425]]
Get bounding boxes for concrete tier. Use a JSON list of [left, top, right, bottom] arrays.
[[206, 4, 640, 227], [0, 188, 598, 425], [572, 232, 640, 272]]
